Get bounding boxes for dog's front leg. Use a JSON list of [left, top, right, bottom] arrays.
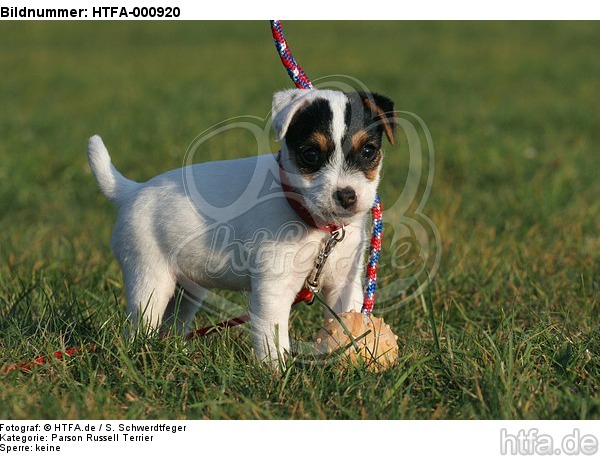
[[322, 270, 364, 316], [321, 243, 365, 316], [248, 284, 296, 368]]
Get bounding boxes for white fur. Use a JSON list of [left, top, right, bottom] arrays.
[[89, 89, 378, 365]]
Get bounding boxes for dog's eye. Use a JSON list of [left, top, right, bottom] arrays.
[[361, 144, 379, 161], [299, 147, 321, 166]]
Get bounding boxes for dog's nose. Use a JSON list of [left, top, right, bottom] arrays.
[[334, 187, 357, 209]]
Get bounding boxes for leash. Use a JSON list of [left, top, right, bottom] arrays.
[[2, 21, 383, 374], [362, 194, 383, 314], [2, 345, 98, 374], [270, 20, 313, 90]]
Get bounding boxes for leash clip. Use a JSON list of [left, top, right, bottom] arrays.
[[304, 225, 346, 297]]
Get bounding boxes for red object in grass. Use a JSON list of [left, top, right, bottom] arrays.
[[2, 344, 97, 374]]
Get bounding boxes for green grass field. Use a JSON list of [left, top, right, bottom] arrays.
[[0, 21, 598, 419]]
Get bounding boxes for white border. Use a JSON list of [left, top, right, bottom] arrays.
[[0, 420, 598, 455], [2, 0, 599, 20]]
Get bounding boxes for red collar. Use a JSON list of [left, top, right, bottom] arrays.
[[277, 153, 342, 232]]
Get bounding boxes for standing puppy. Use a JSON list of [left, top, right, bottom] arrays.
[[88, 88, 394, 364]]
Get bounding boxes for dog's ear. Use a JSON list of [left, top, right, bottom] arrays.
[[272, 89, 310, 140], [359, 92, 396, 145]]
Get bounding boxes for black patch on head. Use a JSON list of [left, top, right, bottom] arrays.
[[342, 92, 395, 178], [285, 98, 335, 175]]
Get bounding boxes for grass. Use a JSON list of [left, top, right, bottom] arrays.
[[0, 21, 598, 419]]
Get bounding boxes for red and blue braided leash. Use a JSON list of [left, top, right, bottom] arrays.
[[2, 21, 383, 374], [270, 20, 313, 90], [270, 20, 383, 315], [362, 194, 382, 314]]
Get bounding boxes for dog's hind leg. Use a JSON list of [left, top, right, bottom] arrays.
[[122, 262, 177, 333], [162, 285, 207, 334]]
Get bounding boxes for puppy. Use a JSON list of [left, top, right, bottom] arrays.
[[88, 88, 395, 364]]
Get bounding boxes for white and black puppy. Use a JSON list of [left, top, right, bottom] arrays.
[[88, 88, 394, 364]]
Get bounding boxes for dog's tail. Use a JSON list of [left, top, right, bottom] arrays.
[[87, 135, 139, 205]]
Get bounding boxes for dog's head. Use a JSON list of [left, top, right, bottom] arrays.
[[273, 89, 395, 226]]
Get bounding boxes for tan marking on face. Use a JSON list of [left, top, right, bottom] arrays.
[[301, 171, 316, 182], [363, 159, 382, 181], [310, 131, 331, 152], [351, 130, 370, 151]]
